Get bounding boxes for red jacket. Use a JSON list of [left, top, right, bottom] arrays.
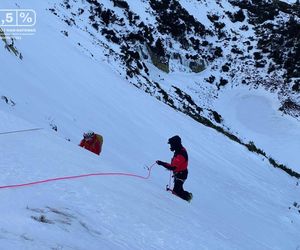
[[166, 147, 188, 172], [79, 134, 103, 155]]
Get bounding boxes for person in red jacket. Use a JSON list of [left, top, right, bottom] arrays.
[[156, 135, 192, 202], [79, 131, 103, 155]]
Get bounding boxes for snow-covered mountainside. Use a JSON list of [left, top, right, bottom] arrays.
[[33, 0, 300, 172], [1, 0, 300, 249], [45, 0, 300, 114], [2, 0, 300, 176]]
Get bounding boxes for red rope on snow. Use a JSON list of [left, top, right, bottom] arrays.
[[0, 162, 157, 190]]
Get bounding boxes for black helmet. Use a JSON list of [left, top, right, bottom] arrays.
[[168, 135, 181, 146]]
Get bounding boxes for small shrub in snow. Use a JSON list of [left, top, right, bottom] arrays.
[[112, 0, 129, 10], [205, 75, 216, 84], [246, 141, 266, 156]]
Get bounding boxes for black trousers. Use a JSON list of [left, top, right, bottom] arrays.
[[173, 170, 191, 201]]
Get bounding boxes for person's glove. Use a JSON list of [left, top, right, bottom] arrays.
[[156, 160, 167, 167], [156, 161, 175, 171]]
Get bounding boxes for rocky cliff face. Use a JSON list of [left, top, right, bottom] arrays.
[[48, 0, 299, 119], [230, 0, 300, 116]]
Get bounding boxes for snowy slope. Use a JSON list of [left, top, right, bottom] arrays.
[[1, 0, 300, 249], [38, 0, 300, 176]]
